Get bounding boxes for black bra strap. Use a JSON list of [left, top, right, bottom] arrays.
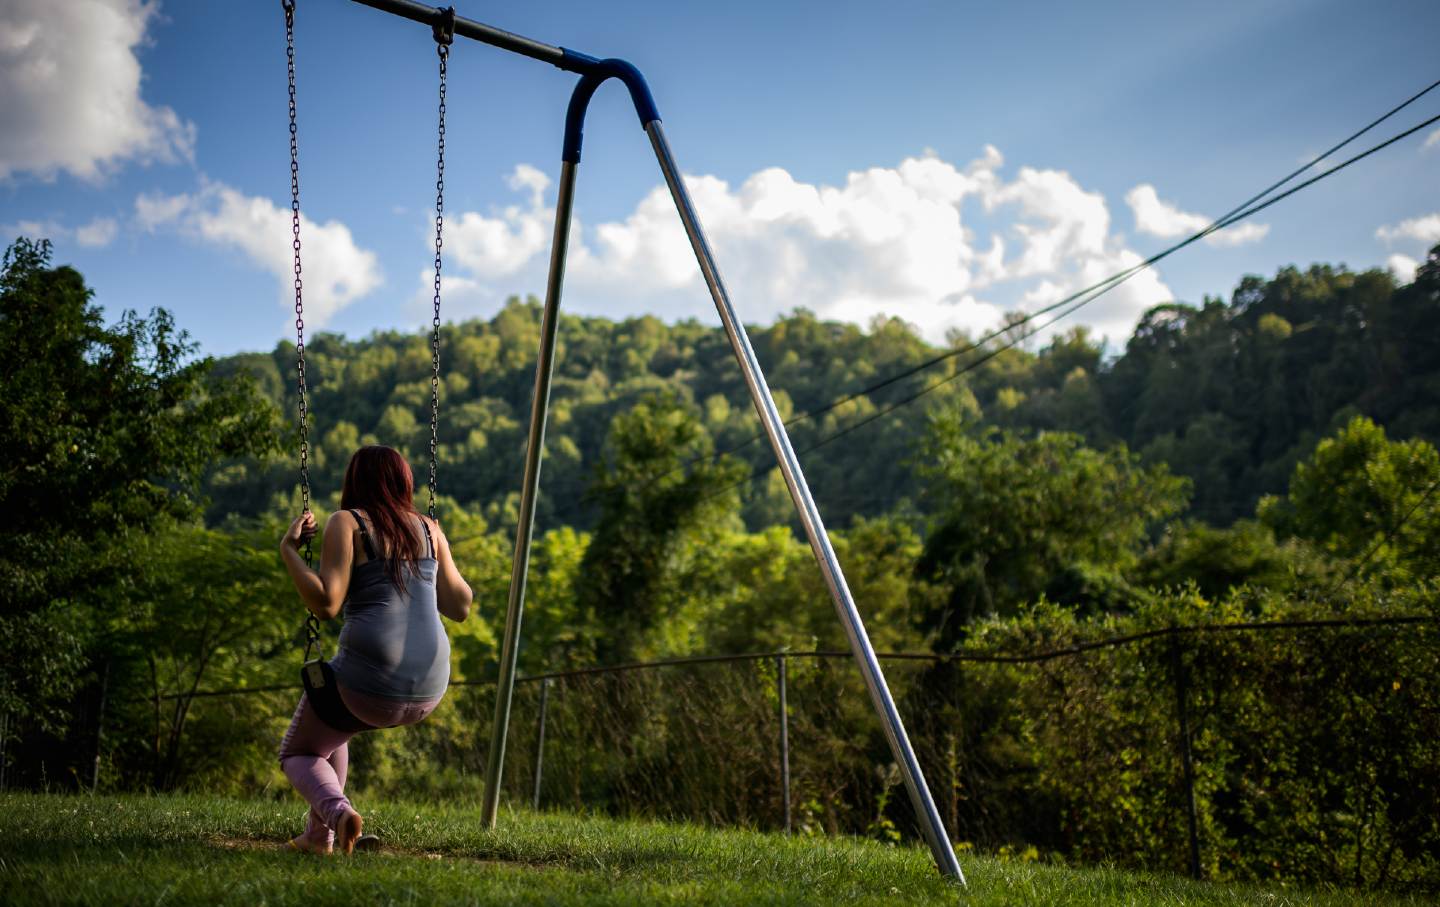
[[419, 517, 435, 559], [348, 509, 379, 562]]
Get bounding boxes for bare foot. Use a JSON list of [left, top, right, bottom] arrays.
[[287, 835, 332, 855], [336, 809, 364, 856]]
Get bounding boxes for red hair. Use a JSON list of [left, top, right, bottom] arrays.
[[340, 446, 425, 590]]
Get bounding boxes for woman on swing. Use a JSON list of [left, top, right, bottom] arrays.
[[278, 445, 473, 855]]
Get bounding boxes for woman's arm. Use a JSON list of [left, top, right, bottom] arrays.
[[426, 517, 473, 622], [280, 510, 356, 621]]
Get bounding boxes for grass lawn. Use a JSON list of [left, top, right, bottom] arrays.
[[0, 792, 1424, 906]]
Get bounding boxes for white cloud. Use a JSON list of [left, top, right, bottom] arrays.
[[506, 164, 550, 207], [1126, 184, 1208, 237], [3, 214, 117, 248], [429, 152, 1176, 346], [1423, 128, 1440, 152], [0, 0, 195, 182], [2, 218, 65, 241], [136, 181, 382, 328], [1387, 254, 1419, 281], [1125, 184, 1269, 247], [134, 192, 189, 231], [1204, 222, 1270, 247], [75, 216, 118, 248], [1376, 213, 1440, 246]]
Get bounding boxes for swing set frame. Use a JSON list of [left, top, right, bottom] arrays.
[[337, 0, 965, 882]]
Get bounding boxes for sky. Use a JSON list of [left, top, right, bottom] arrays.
[[3, 0, 1439, 359]]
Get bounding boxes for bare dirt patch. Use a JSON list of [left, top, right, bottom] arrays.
[[204, 834, 556, 870]]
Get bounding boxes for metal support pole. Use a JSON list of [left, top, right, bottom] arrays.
[[1169, 634, 1202, 879], [775, 655, 792, 833], [646, 120, 963, 883], [532, 677, 551, 810], [480, 159, 579, 829]]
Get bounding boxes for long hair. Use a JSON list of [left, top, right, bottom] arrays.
[[339, 446, 424, 590]]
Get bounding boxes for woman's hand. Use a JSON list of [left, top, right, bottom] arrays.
[[282, 511, 318, 551]]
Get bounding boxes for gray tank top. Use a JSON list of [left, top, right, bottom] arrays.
[[330, 510, 450, 701]]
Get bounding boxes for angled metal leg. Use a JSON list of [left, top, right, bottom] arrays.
[[481, 159, 578, 828], [646, 121, 965, 884]]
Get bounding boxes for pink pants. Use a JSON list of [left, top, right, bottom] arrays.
[[278, 685, 441, 848]]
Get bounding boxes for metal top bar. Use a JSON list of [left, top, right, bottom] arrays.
[[349, 0, 661, 146], [350, 0, 570, 68]]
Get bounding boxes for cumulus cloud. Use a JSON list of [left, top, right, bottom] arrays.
[[1375, 213, 1440, 246], [1387, 254, 1419, 281], [1423, 128, 1440, 152], [3, 214, 119, 248], [2, 218, 66, 241], [136, 182, 382, 328], [0, 0, 195, 182], [1125, 184, 1269, 247], [75, 216, 119, 248], [430, 152, 1176, 345]]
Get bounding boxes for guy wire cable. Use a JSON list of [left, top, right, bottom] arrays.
[[546, 77, 1440, 518], [703, 106, 1440, 499]]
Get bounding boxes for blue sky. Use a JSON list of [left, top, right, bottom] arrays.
[[3, 0, 1438, 358]]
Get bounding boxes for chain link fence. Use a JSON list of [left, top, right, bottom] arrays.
[[8, 616, 1436, 889]]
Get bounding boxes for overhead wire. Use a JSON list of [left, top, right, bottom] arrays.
[[536, 78, 1440, 519], [702, 77, 1440, 460], [702, 105, 1440, 501]]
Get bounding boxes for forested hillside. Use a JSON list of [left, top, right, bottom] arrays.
[[6, 239, 1440, 886], [208, 248, 1440, 530]]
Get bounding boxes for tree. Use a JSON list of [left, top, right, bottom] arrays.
[[914, 410, 1189, 646], [0, 238, 277, 737], [1259, 415, 1440, 588], [1132, 520, 1332, 599], [578, 394, 746, 662]]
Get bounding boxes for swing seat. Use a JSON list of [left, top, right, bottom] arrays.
[[301, 659, 376, 733]]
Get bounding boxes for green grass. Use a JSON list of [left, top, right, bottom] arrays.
[[0, 793, 1423, 906]]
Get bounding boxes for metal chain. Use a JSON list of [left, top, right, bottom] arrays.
[[428, 12, 453, 520], [284, 0, 321, 661]]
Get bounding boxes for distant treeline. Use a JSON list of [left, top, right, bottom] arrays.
[[208, 250, 1440, 530]]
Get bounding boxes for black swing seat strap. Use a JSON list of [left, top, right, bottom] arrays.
[[301, 659, 376, 733]]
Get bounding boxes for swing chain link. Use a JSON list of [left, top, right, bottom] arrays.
[[303, 612, 321, 663], [286, 0, 322, 662], [428, 9, 453, 520], [283, 0, 312, 570]]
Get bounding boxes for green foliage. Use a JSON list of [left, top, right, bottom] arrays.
[[1101, 248, 1440, 523], [103, 522, 297, 791], [579, 395, 746, 662], [914, 415, 1189, 643], [5, 238, 1440, 891], [941, 587, 1440, 886], [0, 238, 277, 736], [1260, 415, 1440, 585], [1134, 520, 1333, 600]]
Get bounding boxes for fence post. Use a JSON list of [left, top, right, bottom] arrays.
[[1169, 632, 1202, 879], [775, 654, 792, 834], [91, 658, 110, 793], [532, 677, 550, 811]]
